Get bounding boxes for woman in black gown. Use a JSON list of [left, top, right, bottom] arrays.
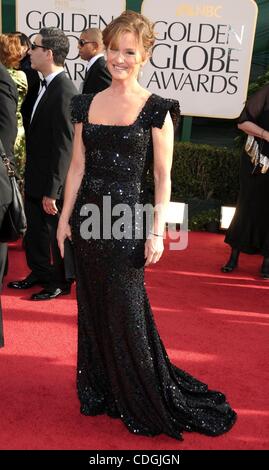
[[57, 11, 236, 440], [222, 85, 269, 278]]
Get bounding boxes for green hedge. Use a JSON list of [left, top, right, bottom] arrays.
[[171, 142, 241, 205], [146, 141, 241, 230]]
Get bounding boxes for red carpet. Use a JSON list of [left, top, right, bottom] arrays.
[[0, 232, 268, 450]]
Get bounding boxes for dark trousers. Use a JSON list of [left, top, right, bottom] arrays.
[[0, 203, 9, 347], [24, 194, 69, 289]]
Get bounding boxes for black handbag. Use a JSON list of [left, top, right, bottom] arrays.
[[0, 142, 27, 243]]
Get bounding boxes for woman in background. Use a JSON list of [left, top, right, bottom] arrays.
[[0, 33, 28, 179], [0, 61, 18, 347], [222, 84, 269, 278]]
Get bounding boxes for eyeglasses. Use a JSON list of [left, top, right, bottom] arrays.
[[30, 43, 48, 51], [78, 39, 95, 47]]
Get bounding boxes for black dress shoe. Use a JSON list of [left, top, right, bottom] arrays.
[[260, 268, 269, 280], [30, 287, 71, 301], [261, 272, 269, 280], [221, 248, 240, 273], [261, 257, 269, 279], [7, 276, 42, 289], [221, 262, 237, 273]]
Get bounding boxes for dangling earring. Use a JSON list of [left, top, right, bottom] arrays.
[[138, 66, 143, 81], [103, 50, 107, 61]]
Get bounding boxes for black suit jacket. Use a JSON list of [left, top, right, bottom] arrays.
[[82, 56, 111, 94], [25, 72, 78, 199], [0, 63, 18, 206], [20, 55, 41, 135]]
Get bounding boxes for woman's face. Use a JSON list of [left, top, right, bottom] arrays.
[[106, 31, 148, 81]]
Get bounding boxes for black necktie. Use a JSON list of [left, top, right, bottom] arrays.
[[41, 79, 47, 89]]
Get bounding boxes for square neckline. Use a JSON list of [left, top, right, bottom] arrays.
[[86, 93, 155, 128]]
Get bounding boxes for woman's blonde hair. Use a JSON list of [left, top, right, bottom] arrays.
[[103, 11, 155, 57], [0, 33, 22, 68]]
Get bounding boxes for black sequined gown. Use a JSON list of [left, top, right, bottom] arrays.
[[70, 93, 236, 440]]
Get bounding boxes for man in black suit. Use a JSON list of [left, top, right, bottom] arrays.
[[78, 28, 111, 93], [0, 62, 18, 346], [8, 27, 77, 300]]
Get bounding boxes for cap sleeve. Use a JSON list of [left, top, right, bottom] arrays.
[[70, 93, 95, 124], [152, 96, 180, 130]]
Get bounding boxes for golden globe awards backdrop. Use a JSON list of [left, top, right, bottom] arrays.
[[15, 0, 258, 117], [141, 0, 258, 118], [16, 0, 126, 88]]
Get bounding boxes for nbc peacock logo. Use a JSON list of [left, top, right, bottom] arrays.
[[176, 3, 223, 18]]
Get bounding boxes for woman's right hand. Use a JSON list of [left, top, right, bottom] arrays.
[[57, 218, 72, 258]]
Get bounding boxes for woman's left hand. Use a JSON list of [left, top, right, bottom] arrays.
[[144, 234, 164, 266], [57, 218, 72, 258]]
